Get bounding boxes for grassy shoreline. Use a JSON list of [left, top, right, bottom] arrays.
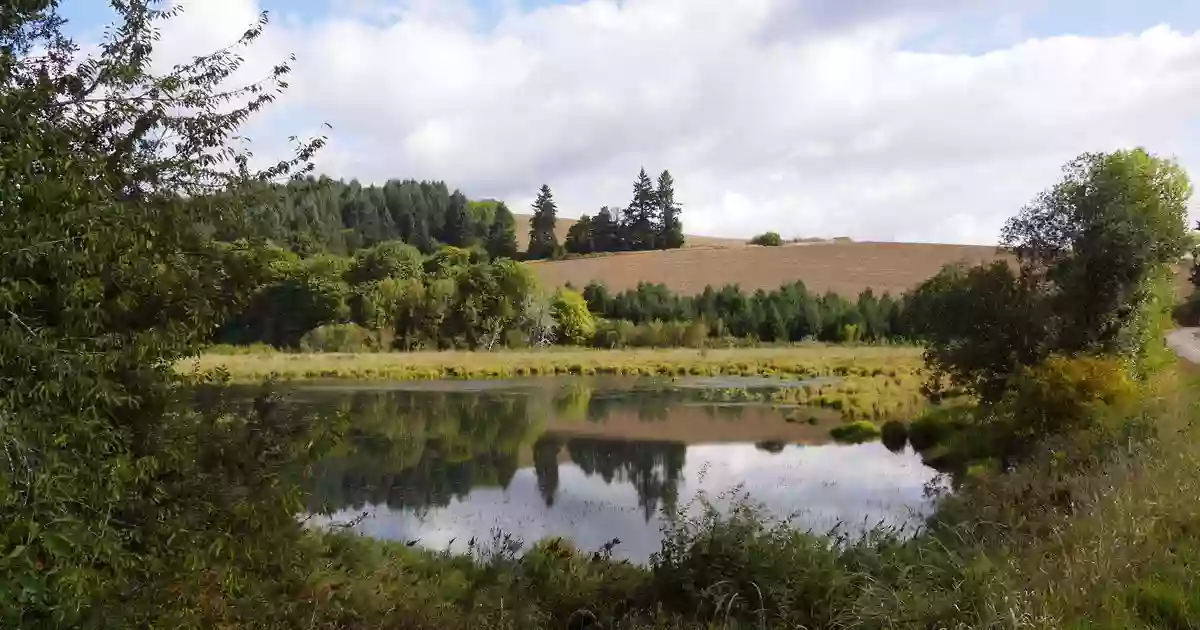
[[178, 345, 924, 383]]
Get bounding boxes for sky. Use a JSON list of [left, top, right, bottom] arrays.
[[60, 0, 1200, 244]]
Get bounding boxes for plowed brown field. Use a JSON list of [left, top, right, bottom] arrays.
[[527, 241, 1007, 296]]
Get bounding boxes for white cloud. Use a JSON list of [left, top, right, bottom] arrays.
[[155, 0, 1200, 243]]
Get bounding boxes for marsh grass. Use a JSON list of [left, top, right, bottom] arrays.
[[179, 346, 925, 383], [770, 368, 935, 421]]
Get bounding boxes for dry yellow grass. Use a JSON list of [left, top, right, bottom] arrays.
[[527, 240, 1007, 295], [181, 345, 923, 382]]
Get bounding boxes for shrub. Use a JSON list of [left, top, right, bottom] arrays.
[[300, 323, 380, 352], [881, 420, 908, 452], [503, 329, 529, 349], [552, 288, 596, 345], [908, 406, 973, 452], [1172, 289, 1200, 325], [593, 318, 639, 348], [682, 320, 710, 348], [830, 420, 881, 443], [749, 231, 783, 246], [995, 354, 1137, 459], [652, 500, 857, 628]]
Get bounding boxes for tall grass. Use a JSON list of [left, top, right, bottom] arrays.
[[179, 346, 924, 383]]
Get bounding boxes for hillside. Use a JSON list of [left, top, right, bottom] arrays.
[[527, 241, 1006, 296], [512, 214, 745, 251]]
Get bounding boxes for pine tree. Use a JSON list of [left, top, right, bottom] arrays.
[[623, 168, 658, 251], [565, 214, 595, 254], [440, 190, 473, 247], [486, 202, 519, 259], [527, 184, 559, 260], [593, 206, 620, 252], [656, 169, 685, 249]]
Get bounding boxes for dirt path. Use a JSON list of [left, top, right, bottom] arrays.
[[1166, 327, 1200, 364]]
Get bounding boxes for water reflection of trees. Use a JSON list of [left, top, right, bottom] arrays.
[[531, 435, 687, 521], [306, 390, 539, 513], [301, 384, 707, 517], [562, 437, 686, 521]]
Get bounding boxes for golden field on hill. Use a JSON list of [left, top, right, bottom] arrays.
[[512, 214, 745, 251], [527, 240, 1007, 296], [513, 216, 1195, 297]]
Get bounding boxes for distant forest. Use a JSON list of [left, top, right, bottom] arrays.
[[237, 167, 685, 260], [214, 168, 915, 351]]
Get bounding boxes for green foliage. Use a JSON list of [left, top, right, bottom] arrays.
[[563, 213, 595, 254], [994, 355, 1137, 459], [300, 323, 380, 352], [552, 289, 596, 345], [913, 149, 1191, 404], [346, 240, 423, 284], [907, 261, 1045, 403], [1173, 286, 1200, 325], [656, 169, 685, 249], [1127, 580, 1200, 629], [624, 168, 659, 251], [0, 4, 333, 625], [485, 201, 519, 260], [829, 420, 882, 443], [652, 499, 866, 629], [908, 406, 974, 452], [563, 169, 687, 255], [881, 420, 909, 452], [585, 280, 910, 343], [1004, 149, 1191, 356], [749, 231, 783, 246], [527, 184, 559, 260]]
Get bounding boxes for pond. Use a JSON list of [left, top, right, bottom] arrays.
[[228, 376, 942, 563]]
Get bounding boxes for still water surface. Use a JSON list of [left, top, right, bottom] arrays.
[[257, 376, 941, 562]]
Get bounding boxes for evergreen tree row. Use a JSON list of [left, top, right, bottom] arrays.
[[581, 281, 910, 343], [528, 168, 687, 260], [240, 176, 519, 259]]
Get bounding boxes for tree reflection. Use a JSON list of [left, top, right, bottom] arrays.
[[562, 437, 687, 521], [281, 380, 736, 517], [304, 389, 539, 512]]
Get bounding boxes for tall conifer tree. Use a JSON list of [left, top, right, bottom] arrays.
[[527, 184, 559, 259], [656, 169, 685, 249], [486, 201, 519, 259], [624, 168, 658, 250]]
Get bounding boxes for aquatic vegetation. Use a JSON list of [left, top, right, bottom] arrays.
[[829, 420, 882, 443]]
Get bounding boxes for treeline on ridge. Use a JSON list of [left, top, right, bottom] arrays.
[[238, 176, 521, 259], [237, 166, 687, 262]]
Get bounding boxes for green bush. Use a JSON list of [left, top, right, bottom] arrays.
[[749, 231, 783, 246], [830, 420, 881, 443], [503, 329, 529, 349], [907, 406, 973, 452], [300, 323, 381, 352], [998, 355, 1136, 456], [881, 420, 908, 452], [652, 500, 858, 628], [552, 288, 596, 345]]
